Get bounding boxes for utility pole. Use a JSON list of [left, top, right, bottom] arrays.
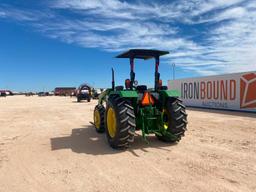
[[172, 63, 176, 80]]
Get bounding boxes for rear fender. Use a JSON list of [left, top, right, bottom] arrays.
[[109, 90, 138, 98], [99, 90, 138, 104], [159, 89, 180, 106]]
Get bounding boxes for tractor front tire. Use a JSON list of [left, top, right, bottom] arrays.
[[157, 98, 188, 142], [105, 95, 135, 149], [94, 104, 105, 133]]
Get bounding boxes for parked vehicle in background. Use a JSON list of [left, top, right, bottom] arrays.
[[0, 91, 7, 97], [5, 90, 14, 96], [92, 88, 102, 99], [70, 91, 76, 97], [76, 84, 92, 102], [48, 92, 55, 96], [25, 92, 34, 96], [0, 90, 13, 96], [38, 92, 49, 97]]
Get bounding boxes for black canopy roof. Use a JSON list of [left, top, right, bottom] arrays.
[[116, 49, 169, 60]]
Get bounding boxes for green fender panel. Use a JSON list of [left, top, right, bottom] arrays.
[[160, 90, 180, 97], [98, 89, 138, 104], [159, 89, 180, 107], [113, 90, 138, 98]]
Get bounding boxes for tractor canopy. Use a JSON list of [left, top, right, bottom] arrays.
[[116, 49, 169, 60], [116, 49, 169, 91]]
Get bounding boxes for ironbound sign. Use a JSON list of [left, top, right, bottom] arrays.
[[168, 71, 256, 112]]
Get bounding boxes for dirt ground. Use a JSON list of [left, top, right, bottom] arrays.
[[0, 96, 255, 192]]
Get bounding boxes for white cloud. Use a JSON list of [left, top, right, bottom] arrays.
[[0, 6, 53, 21], [191, 0, 245, 15], [0, 0, 255, 76], [0, 11, 6, 17]]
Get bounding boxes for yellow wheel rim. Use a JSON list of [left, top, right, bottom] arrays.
[[107, 107, 117, 138], [94, 109, 101, 129], [162, 109, 169, 130]]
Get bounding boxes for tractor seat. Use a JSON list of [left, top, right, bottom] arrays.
[[115, 86, 124, 91], [136, 85, 147, 92]]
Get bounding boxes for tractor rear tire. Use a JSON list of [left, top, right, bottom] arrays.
[[157, 98, 188, 142], [94, 104, 105, 133], [105, 95, 135, 149]]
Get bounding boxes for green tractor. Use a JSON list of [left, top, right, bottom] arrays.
[[93, 49, 187, 149]]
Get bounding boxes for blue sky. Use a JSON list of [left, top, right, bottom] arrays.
[[0, 0, 255, 91]]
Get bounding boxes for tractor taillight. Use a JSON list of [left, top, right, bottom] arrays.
[[125, 79, 131, 89], [159, 79, 162, 87], [141, 92, 155, 106]]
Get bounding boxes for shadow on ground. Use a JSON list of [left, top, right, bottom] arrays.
[[50, 125, 176, 157], [188, 107, 256, 118]]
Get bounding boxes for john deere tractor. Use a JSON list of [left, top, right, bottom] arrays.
[[93, 49, 187, 149]]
